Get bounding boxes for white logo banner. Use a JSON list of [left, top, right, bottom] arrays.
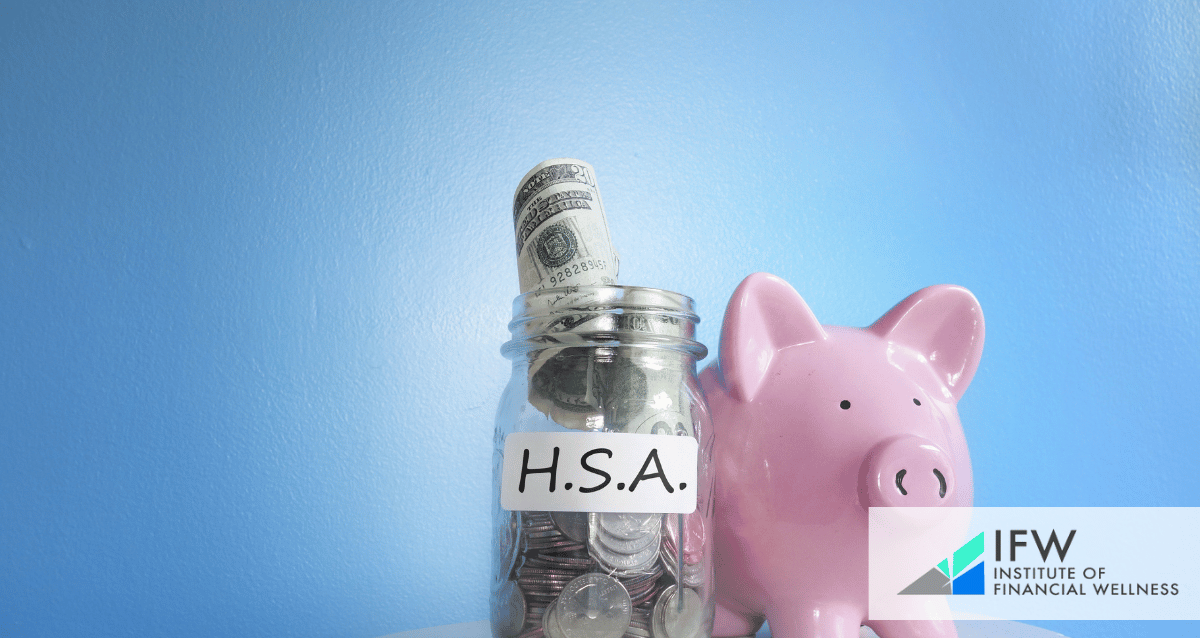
[[869, 507, 1200, 621]]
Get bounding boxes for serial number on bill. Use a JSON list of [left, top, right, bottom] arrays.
[[549, 259, 610, 287]]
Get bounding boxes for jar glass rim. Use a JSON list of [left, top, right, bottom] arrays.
[[502, 285, 707, 360], [510, 285, 697, 319]]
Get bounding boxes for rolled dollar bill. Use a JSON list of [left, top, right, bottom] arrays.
[[512, 160, 694, 435], [513, 159, 619, 293], [513, 159, 618, 430]]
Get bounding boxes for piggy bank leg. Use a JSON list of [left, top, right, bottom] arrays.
[[764, 603, 861, 638], [864, 619, 957, 638], [713, 601, 764, 638]]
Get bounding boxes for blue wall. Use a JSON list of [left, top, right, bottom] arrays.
[[2, 2, 1196, 637]]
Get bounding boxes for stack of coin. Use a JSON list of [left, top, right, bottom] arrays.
[[506, 510, 678, 638], [512, 512, 588, 638], [661, 512, 706, 589], [589, 512, 662, 574], [620, 566, 666, 638], [496, 511, 521, 584], [650, 585, 704, 638], [495, 579, 527, 638], [544, 573, 632, 638], [626, 601, 655, 638]]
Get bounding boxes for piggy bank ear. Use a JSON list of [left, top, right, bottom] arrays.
[[869, 285, 985, 402], [719, 273, 827, 402]]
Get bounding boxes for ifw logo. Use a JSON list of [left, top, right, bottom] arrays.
[[899, 531, 985, 595]]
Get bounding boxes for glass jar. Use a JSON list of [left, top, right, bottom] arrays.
[[491, 286, 713, 638]]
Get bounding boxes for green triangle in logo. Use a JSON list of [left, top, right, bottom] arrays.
[[937, 559, 949, 577], [952, 532, 985, 577]]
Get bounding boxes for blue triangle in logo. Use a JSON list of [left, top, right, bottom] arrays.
[[952, 561, 985, 595]]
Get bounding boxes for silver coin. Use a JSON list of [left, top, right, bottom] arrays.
[[651, 585, 703, 638], [681, 561, 706, 589], [621, 567, 661, 592], [554, 573, 632, 638], [552, 511, 591, 543], [624, 625, 651, 638], [597, 512, 661, 541], [629, 585, 663, 607], [496, 511, 521, 584], [543, 598, 566, 638], [527, 538, 585, 551], [595, 525, 659, 555], [532, 555, 593, 568], [494, 579, 527, 638], [590, 535, 660, 573], [629, 611, 653, 629], [663, 512, 705, 566]]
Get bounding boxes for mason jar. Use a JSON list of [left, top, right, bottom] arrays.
[[491, 286, 714, 638]]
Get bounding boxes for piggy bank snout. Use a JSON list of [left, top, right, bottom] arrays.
[[861, 436, 956, 509]]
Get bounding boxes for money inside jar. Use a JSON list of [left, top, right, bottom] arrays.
[[493, 159, 712, 638]]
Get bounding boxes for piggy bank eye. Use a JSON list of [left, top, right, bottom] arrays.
[[840, 400, 851, 410], [913, 398, 921, 406]]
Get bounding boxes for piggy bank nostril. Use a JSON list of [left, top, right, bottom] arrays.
[[895, 469, 908, 496], [933, 468, 947, 498]]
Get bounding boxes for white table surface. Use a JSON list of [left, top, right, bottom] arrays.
[[379, 619, 1067, 638]]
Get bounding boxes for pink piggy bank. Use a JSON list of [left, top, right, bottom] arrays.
[[699, 273, 985, 638]]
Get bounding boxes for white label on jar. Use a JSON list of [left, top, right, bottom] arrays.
[[501, 432, 698, 514]]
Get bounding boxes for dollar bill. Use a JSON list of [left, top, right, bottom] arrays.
[[528, 345, 694, 435], [513, 159, 619, 293], [511, 159, 694, 435]]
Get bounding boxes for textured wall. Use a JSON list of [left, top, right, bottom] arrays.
[[2, 1, 1197, 637]]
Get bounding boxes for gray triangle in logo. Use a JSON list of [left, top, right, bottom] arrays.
[[898, 567, 953, 595]]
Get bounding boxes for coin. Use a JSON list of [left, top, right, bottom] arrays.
[[542, 598, 565, 638], [659, 543, 705, 590], [663, 513, 703, 564], [597, 513, 660, 541], [551, 511, 590, 544], [526, 538, 586, 552], [594, 526, 657, 555], [592, 537, 660, 573], [651, 585, 703, 638], [554, 573, 632, 638], [529, 555, 592, 569], [623, 566, 665, 606], [624, 625, 651, 638], [496, 511, 521, 584], [495, 579, 527, 638], [588, 512, 662, 574], [661, 512, 706, 588]]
